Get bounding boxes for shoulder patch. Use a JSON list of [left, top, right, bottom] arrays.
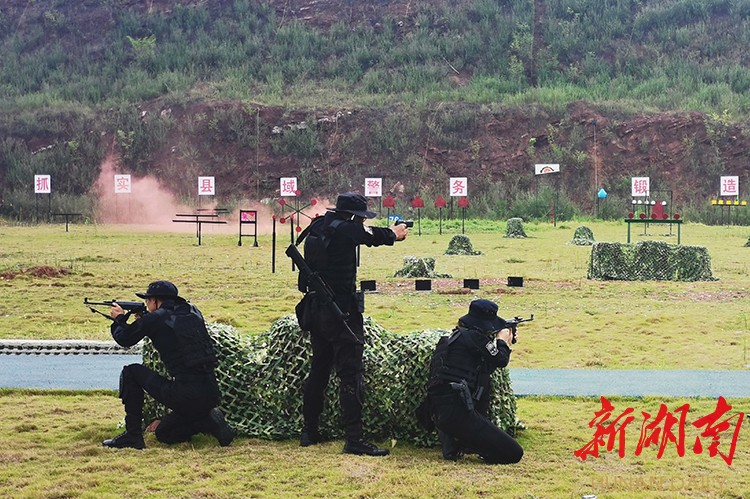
[[363, 224, 373, 235], [485, 340, 499, 356]]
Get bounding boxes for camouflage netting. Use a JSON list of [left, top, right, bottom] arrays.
[[445, 234, 481, 255], [570, 226, 595, 246], [504, 218, 527, 238], [587, 241, 716, 281], [745, 236, 750, 247], [393, 256, 452, 278], [143, 316, 520, 446]]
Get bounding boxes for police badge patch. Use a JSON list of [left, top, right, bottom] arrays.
[[485, 340, 498, 356]]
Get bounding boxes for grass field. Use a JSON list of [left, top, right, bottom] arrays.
[[1, 218, 749, 497], [1, 219, 748, 369]]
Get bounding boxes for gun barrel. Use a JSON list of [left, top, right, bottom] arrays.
[[83, 298, 145, 310]]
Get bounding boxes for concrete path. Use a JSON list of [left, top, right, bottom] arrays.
[[2, 341, 749, 396]]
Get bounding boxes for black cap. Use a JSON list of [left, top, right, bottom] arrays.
[[135, 280, 179, 299], [328, 192, 377, 219], [459, 299, 506, 332]]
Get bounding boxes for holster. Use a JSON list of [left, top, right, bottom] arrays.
[[449, 379, 475, 412]]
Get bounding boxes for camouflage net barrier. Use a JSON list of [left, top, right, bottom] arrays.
[[143, 316, 520, 446], [504, 218, 527, 238], [587, 241, 716, 281], [570, 226, 595, 246], [393, 256, 452, 278], [445, 234, 481, 255]]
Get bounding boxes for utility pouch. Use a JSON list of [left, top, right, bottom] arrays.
[[355, 290, 365, 313], [295, 293, 315, 331]]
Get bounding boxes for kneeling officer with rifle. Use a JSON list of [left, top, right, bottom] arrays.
[[417, 299, 528, 464], [97, 280, 234, 449]]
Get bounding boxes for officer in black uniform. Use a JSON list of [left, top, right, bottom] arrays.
[[102, 280, 234, 449], [296, 192, 408, 456], [422, 299, 523, 464]]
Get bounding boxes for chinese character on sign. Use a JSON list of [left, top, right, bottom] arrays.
[[280, 177, 298, 197], [114, 174, 132, 194], [364, 178, 382, 197], [241, 211, 256, 222], [450, 177, 468, 197], [575, 396, 745, 466], [198, 176, 215, 196], [631, 177, 650, 197], [720, 176, 739, 197], [34, 174, 51, 194]]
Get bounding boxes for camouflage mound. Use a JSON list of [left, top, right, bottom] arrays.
[[143, 316, 519, 446], [588, 241, 715, 281], [570, 226, 595, 246], [445, 234, 481, 255], [504, 218, 527, 238], [393, 256, 452, 278]]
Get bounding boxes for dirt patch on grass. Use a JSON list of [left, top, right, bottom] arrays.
[[0, 266, 71, 280]]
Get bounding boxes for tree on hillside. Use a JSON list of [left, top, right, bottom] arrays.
[[530, 0, 545, 88]]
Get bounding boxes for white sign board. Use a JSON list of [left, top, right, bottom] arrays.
[[631, 177, 650, 197], [34, 174, 51, 194], [280, 177, 298, 197], [449, 177, 468, 197], [720, 176, 739, 196], [114, 174, 132, 194], [535, 163, 560, 175], [198, 176, 215, 196], [364, 177, 382, 197]]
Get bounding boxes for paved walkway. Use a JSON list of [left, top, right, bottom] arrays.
[[2, 341, 750, 396]]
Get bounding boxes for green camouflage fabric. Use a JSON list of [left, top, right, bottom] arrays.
[[142, 316, 520, 446]]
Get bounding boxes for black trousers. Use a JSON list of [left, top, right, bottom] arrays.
[[119, 363, 220, 444], [430, 390, 523, 464], [302, 310, 365, 441]]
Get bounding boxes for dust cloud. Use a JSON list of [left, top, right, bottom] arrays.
[[93, 156, 333, 235]]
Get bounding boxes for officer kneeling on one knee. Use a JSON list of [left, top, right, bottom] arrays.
[[419, 299, 523, 464], [103, 280, 234, 450]]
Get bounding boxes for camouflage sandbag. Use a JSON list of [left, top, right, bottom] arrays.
[[445, 234, 481, 255], [504, 218, 527, 238], [143, 316, 519, 446], [570, 226, 595, 246], [393, 256, 452, 278]]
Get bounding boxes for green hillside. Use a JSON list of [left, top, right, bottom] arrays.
[[1, 0, 749, 221]]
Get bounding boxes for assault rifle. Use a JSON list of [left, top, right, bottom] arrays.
[[285, 244, 362, 345], [84, 298, 146, 321], [504, 314, 534, 344]]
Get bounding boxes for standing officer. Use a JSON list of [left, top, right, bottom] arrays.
[[421, 299, 523, 464], [103, 280, 234, 449], [295, 192, 408, 456]]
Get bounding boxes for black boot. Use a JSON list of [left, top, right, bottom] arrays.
[[102, 431, 145, 450], [343, 439, 390, 456], [438, 430, 463, 461], [300, 428, 322, 447], [207, 408, 234, 447]]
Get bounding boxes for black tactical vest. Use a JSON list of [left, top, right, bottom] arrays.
[[428, 327, 481, 389], [164, 302, 217, 374]]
